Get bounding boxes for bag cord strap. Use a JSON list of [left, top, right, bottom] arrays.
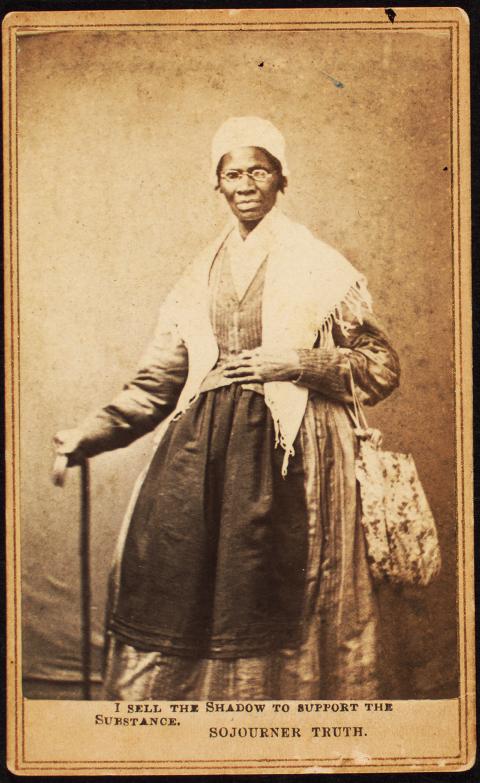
[[347, 362, 369, 430], [347, 362, 384, 448]]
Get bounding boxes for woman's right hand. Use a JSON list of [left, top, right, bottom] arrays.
[[52, 428, 85, 467]]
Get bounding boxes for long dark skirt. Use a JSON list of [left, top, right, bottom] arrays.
[[109, 385, 309, 659]]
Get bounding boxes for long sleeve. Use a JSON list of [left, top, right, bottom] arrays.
[[77, 319, 188, 458], [295, 303, 400, 406]]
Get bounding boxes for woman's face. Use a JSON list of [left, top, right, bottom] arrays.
[[217, 146, 282, 225]]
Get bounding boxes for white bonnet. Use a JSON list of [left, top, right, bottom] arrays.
[[210, 116, 289, 184]]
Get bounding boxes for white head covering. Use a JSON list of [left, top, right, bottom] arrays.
[[210, 116, 289, 184]]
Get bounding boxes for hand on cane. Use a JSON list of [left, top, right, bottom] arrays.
[[52, 428, 85, 487]]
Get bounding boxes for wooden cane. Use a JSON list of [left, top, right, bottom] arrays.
[[79, 460, 92, 700], [52, 455, 92, 699]]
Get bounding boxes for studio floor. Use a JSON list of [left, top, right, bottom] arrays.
[[23, 678, 104, 700]]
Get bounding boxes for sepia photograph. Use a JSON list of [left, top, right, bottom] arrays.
[[4, 6, 473, 775]]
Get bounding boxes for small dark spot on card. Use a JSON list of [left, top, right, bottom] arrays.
[[385, 8, 396, 23], [319, 69, 344, 88], [443, 166, 448, 171], [258, 61, 264, 68]]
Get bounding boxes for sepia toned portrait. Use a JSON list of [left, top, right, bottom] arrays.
[[5, 6, 473, 775]]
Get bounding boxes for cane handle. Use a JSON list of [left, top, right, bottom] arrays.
[[52, 454, 69, 487]]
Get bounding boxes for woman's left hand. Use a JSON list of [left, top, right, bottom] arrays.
[[223, 349, 301, 383]]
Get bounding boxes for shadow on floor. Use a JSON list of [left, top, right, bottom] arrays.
[[23, 678, 104, 700]]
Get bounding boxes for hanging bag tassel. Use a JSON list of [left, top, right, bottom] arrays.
[[348, 365, 441, 586]]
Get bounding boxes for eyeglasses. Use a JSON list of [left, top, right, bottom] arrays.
[[219, 168, 274, 183]]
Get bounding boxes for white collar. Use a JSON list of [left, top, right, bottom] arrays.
[[225, 207, 281, 299], [228, 204, 279, 249]]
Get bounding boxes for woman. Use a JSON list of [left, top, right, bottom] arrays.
[[54, 116, 400, 700]]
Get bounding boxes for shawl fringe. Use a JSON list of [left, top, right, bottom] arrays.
[[272, 278, 372, 475]]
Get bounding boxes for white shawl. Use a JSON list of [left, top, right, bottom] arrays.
[[154, 208, 371, 474]]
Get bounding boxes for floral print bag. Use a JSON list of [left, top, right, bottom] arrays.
[[349, 369, 441, 586]]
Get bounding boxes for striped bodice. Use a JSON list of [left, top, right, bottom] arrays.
[[209, 241, 267, 360]]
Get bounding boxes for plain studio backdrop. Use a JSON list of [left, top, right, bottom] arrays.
[[17, 26, 456, 698]]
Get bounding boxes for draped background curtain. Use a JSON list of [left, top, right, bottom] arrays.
[[17, 26, 457, 698]]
